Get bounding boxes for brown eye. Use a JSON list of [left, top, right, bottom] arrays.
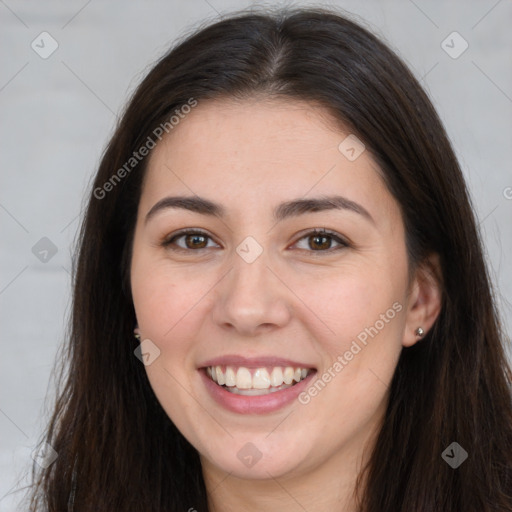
[[183, 233, 208, 249], [293, 229, 349, 253], [309, 233, 332, 250], [161, 229, 218, 251]]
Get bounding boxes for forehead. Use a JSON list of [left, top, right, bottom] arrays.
[[140, 97, 398, 225]]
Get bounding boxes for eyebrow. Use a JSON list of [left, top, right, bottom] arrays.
[[144, 194, 375, 225]]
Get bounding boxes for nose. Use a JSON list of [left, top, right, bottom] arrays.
[[211, 247, 293, 337]]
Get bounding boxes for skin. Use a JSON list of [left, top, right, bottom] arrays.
[[130, 97, 442, 511]]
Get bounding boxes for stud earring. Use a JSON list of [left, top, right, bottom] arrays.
[[134, 327, 141, 341], [415, 327, 425, 337]]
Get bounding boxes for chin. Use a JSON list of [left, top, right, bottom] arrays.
[[198, 436, 311, 481]]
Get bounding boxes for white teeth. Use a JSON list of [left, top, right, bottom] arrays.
[[270, 367, 283, 387], [283, 367, 294, 385], [236, 367, 252, 389], [252, 368, 271, 389], [225, 366, 236, 387], [206, 365, 312, 391], [215, 366, 225, 385]]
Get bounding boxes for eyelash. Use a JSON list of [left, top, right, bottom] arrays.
[[160, 228, 349, 255]]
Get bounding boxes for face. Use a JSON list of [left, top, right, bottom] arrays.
[[130, 97, 420, 482]]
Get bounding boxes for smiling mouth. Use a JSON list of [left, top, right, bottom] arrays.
[[204, 365, 315, 396]]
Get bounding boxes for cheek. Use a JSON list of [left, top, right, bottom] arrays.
[[293, 262, 407, 398], [295, 265, 404, 339], [131, 259, 206, 337], [131, 265, 210, 428]]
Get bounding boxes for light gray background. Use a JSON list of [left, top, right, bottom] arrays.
[[1, 0, 511, 509]]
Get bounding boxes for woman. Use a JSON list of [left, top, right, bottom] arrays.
[[28, 6, 512, 511]]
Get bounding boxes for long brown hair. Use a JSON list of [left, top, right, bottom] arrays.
[[27, 6, 512, 511]]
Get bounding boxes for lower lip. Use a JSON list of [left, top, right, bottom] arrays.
[[199, 368, 316, 414]]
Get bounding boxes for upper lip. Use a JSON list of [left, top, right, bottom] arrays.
[[199, 355, 316, 369]]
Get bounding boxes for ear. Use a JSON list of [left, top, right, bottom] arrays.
[[402, 253, 443, 347]]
